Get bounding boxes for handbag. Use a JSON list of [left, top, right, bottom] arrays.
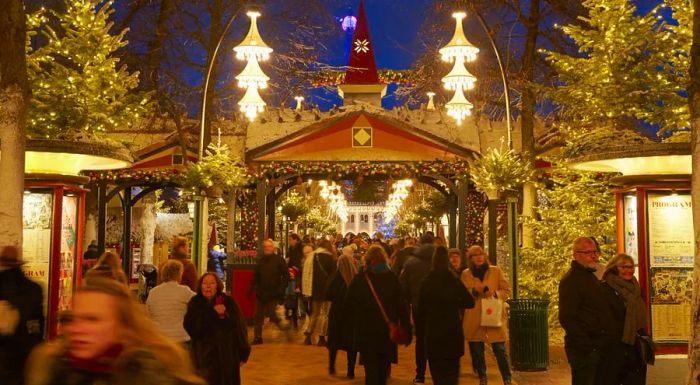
[[480, 297, 503, 327], [364, 273, 411, 346], [636, 334, 657, 365]]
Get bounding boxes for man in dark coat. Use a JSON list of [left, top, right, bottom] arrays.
[[416, 246, 474, 385], [559, 237, 616, 385], [399, 233, 435, 385], [0, 246, 44, 385], [392, 237, 416, 275], [303, 240, 336, 346], [249, 240, 289, 344], [287, 233, 304, 269]]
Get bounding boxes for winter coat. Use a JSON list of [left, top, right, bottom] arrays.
[[325, 272, 354, 352], [399, 243, 434, 308], [559, 261, 616, 360], [184, 294, 250, 385], [310, 249, 336, 300], [344, 269, 412, 363], [416, 269, 475, 359], [26, 343, 197, 385], [0, 267, 44, 385], [461, 265, 511, 343], [249, 253, 288, 302], [391, 246, 415, 275], [287, 244, 304, 269], [158, 257, 197, 291], [146, 281, 195, 342], [206, 250, 227, 281]]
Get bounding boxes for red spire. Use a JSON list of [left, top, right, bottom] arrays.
[[344, 0, 380, 84]]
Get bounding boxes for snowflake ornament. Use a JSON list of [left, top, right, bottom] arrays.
[[354, 39, 370, 53]]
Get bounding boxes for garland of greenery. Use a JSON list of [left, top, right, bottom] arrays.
[[469, 145, 535, 199]]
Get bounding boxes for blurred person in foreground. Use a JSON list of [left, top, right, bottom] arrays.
[[249, 239, 289, 345], [84, 251, 128, 287], [185, 273, 250, 385], [146, 260, 195, 346], [26, 277, 202, 385], [0, 246, 44, 385], [416, 246, 474, 385], [345, 245, 412, 385]]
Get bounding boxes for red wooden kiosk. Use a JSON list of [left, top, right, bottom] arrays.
[[21, 140, 131, 337], [573, 142, 692, 353]]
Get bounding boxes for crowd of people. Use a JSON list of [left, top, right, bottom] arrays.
[[0, 230, 653, 385]]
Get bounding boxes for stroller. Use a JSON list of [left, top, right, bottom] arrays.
[[284, 266, 300, 330]]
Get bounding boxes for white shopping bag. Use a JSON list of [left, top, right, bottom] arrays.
[[480, 298, 503, 327]]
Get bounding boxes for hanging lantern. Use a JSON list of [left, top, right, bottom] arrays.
[[233, 11, 273, 62], [238, 86, 266, 121], [439, 12, 479, 63], [235, 57, 269, 89], [442, 58, 477, 91], [445, 87, 473, 125], [294, 96, 305, 110]]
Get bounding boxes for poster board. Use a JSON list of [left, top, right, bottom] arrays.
[[647, 192, 694, 342], [58, 195, 79, 312], [22, 192, 54, 317], [622, 194, 639, 276]]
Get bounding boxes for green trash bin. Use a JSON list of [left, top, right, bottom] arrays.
[[507, 298, 549, 371]]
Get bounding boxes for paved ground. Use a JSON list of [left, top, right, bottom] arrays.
[[241, 321, 688, 385]]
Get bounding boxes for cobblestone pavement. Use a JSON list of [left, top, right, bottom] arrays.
[[241, 322, 688, 385]]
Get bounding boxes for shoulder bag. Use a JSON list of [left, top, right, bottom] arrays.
[[364, 273, 411, 346]]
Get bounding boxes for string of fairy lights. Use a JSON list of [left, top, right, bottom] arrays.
[[383, 179, 413, 222], [318, 180, 349, 223]]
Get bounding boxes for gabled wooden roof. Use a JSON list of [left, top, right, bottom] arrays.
[[246, 111, 474, 163]]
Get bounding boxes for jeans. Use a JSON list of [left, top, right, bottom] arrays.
[[468, 341, 512, 382], [254, 299, 282, 339], [569, 349, 602, 385], [428, 358, 460, 385], [304, 299, 329, 337], [362, 352, 391, 385]]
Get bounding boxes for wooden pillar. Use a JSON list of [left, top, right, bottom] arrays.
[[256, 181, 266, 254], [121, 187, 132, 277], [266, 191, 276, 241], [448, 192, 457, 248], [457, 180, 467, 253]]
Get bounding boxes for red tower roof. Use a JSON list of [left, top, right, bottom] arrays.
[[344, 0, 380, 84]]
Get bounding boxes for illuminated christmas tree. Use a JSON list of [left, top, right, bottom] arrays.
[[26, 0, 150, 139], [544, 0, 690, 138]]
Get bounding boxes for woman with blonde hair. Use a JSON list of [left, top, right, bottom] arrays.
[[26, 277, 202, 385], [600, 253, 648, 385], [146, 259, 196, 346], [461, 245, 512, 385], [84, 251, 128, 286]]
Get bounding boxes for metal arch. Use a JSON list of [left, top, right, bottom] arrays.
[[130, 185, 164, 206]]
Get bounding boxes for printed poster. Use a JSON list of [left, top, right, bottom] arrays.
[[647, 193, 693, 268], [58, 195, 78, 312], [22, 192, 53, 316]]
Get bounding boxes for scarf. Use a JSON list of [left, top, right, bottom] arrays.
[[605, 274, 647, 345], [67, 343, 124, 373], [472, 263, 489, 281], [337, 255, 358, 286]]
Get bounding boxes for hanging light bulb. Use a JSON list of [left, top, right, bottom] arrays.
[[238, 86, 266, 121], [442, 58, 477, 91], [445, 87, 473, 125], [235, 57, 269, 89], [233, 11, 273, 62], [439, 12, 479, 63], [294, 96, 305, 110]]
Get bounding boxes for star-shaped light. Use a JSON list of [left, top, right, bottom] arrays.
[[354, 39, 370, 53]]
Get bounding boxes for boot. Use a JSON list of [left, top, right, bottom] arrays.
[[479, 378, 488, 385], [317, 335, 327, 347], [329, 365, 336, 375], [303, 333, 312, 345]]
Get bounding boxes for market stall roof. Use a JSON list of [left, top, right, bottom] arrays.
[[24, 139, 132, 177], [569, 142, 691, 181], [246, 107, 477, 162]]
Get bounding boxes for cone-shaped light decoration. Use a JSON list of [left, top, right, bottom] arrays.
[[439, 12, 479, 63], [294, 96, 305, 110], [233, 11, 273, 62], [426, 92, 436, 110], [442, 58, 477, 91], [238, 86, 266, 121], [445, 87, 473, 125], [235, 57, 269, 89]]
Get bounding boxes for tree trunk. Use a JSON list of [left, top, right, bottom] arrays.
[[688, 0, 700, 382], [0, 0, 28, 252], [519, 0, 540, 248], [140, 192, 157, 265]]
